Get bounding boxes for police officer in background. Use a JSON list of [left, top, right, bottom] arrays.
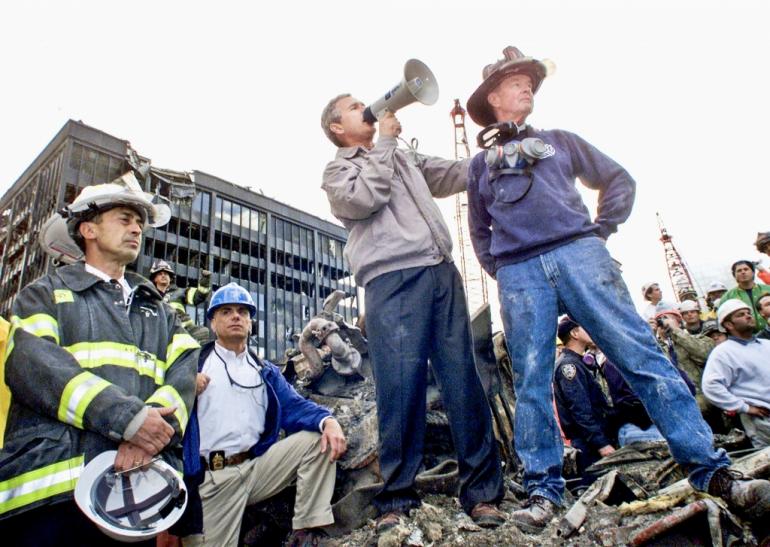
[[553, 317, 615, 478]]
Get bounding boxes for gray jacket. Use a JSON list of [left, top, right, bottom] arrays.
[[322, 136, 468, 286]]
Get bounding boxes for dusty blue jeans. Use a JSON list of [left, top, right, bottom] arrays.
[[497, 236, 730, 505]]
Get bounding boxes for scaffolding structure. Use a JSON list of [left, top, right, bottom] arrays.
[[451, 99, 488, 314], [656, 212, 697, 302]]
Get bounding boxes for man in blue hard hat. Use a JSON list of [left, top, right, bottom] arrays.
[[179, 283, 347, 547]]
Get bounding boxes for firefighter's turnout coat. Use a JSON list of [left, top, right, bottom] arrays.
[[0, 262, 199, 519]]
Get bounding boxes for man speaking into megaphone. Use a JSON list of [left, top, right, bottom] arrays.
[[320, 91, 506, 533]]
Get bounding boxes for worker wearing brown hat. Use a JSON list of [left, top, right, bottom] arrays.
[[465, 46, 770, 532]]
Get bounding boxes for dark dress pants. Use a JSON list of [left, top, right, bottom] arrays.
[[365, 262, 504, 514]]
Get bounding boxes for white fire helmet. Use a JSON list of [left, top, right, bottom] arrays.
[[38, 172, 171, 264], [74, 451, 187, 543]]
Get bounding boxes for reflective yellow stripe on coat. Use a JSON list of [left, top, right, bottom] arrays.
[[165, 333, 199, 369], [0, 455, 84, 514], [58, 372, 111, 429], [7, 313, 61, 357], [64, 341, 168, 385], [146, 385, 189, 432]]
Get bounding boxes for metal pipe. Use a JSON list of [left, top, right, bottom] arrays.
[[629, 500, 709, 546]]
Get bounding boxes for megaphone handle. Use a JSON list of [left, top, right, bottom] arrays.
[[362, 107, 377, 125]]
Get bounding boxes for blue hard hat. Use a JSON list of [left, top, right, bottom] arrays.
[[207, 282, 257, 319]]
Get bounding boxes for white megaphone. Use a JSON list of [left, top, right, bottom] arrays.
[[363, 59, 439, 124]]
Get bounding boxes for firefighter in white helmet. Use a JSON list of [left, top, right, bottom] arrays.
[[0, 172, 199, 545]]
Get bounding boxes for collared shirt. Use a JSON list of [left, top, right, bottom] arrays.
[[197, 342, 268, 459], [85, 263, 132, 303], [727, 335, 759, 346]]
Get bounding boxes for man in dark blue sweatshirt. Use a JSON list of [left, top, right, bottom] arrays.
[[466, 45, 770, 533]]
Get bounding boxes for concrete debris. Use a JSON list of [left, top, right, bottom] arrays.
[[239, 300, 770, 546], [557, 470, 621, 538]]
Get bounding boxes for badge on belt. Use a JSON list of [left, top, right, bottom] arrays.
[[209, 450, 225, 471]]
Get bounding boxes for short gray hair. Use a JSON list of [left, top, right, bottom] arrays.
[[321, 93, 351, 147]]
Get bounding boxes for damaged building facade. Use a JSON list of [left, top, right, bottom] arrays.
[[0, 120, 357, 361]]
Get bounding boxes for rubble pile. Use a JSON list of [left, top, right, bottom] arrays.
[[329, 444, 770, 546], [242, 298, 770, 545]]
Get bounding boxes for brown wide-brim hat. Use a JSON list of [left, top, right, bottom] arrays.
[[467, 46, 549, 127]]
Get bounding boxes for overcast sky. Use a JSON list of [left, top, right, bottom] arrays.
[[1, 0, 768, 323]]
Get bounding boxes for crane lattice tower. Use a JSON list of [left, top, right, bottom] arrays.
[[657, 212, 697, 302], [451, 99, 488, 313]]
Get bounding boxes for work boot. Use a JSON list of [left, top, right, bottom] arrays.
[[707, 468, 770, 520], [376, 510, 405, 534], [509, 495, 556, 534], [470, 502, 506, 528]]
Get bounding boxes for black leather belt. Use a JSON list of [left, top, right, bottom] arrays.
[[205, 450, 251, 471]]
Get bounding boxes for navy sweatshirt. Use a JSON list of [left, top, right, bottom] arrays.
[[467, 127, 636, 277]]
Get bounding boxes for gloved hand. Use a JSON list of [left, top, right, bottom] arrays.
[[200, 270, 212, 289]]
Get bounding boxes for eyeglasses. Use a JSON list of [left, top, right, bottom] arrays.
[[213, 348, 264, 389]]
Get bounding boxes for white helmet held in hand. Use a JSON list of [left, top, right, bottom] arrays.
[[74, 451, 187, 543]]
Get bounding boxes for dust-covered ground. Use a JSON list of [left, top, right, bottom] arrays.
[[323, 491, 638, 547], [322, 489, 767, 547]]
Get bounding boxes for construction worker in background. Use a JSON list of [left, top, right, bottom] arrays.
[[702, 320, 728, 346], [0, 173, 199, 545], [178, 283, 346, 547], [640, 282, 675, 321], [552, 317, 616, 479], [755, 293, 770, 340], [721, 260, 770, 332], [702, 299, 770, 448], [754, 232, 770, 284], [465, 45, 770, 532], [679, 300, 704, 334], [704, 281, 728, 320], [653, 308, 730, 432], [320, 93, 506, 531], [678, 288, 698, 302], [149, 259, 212, 344]]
